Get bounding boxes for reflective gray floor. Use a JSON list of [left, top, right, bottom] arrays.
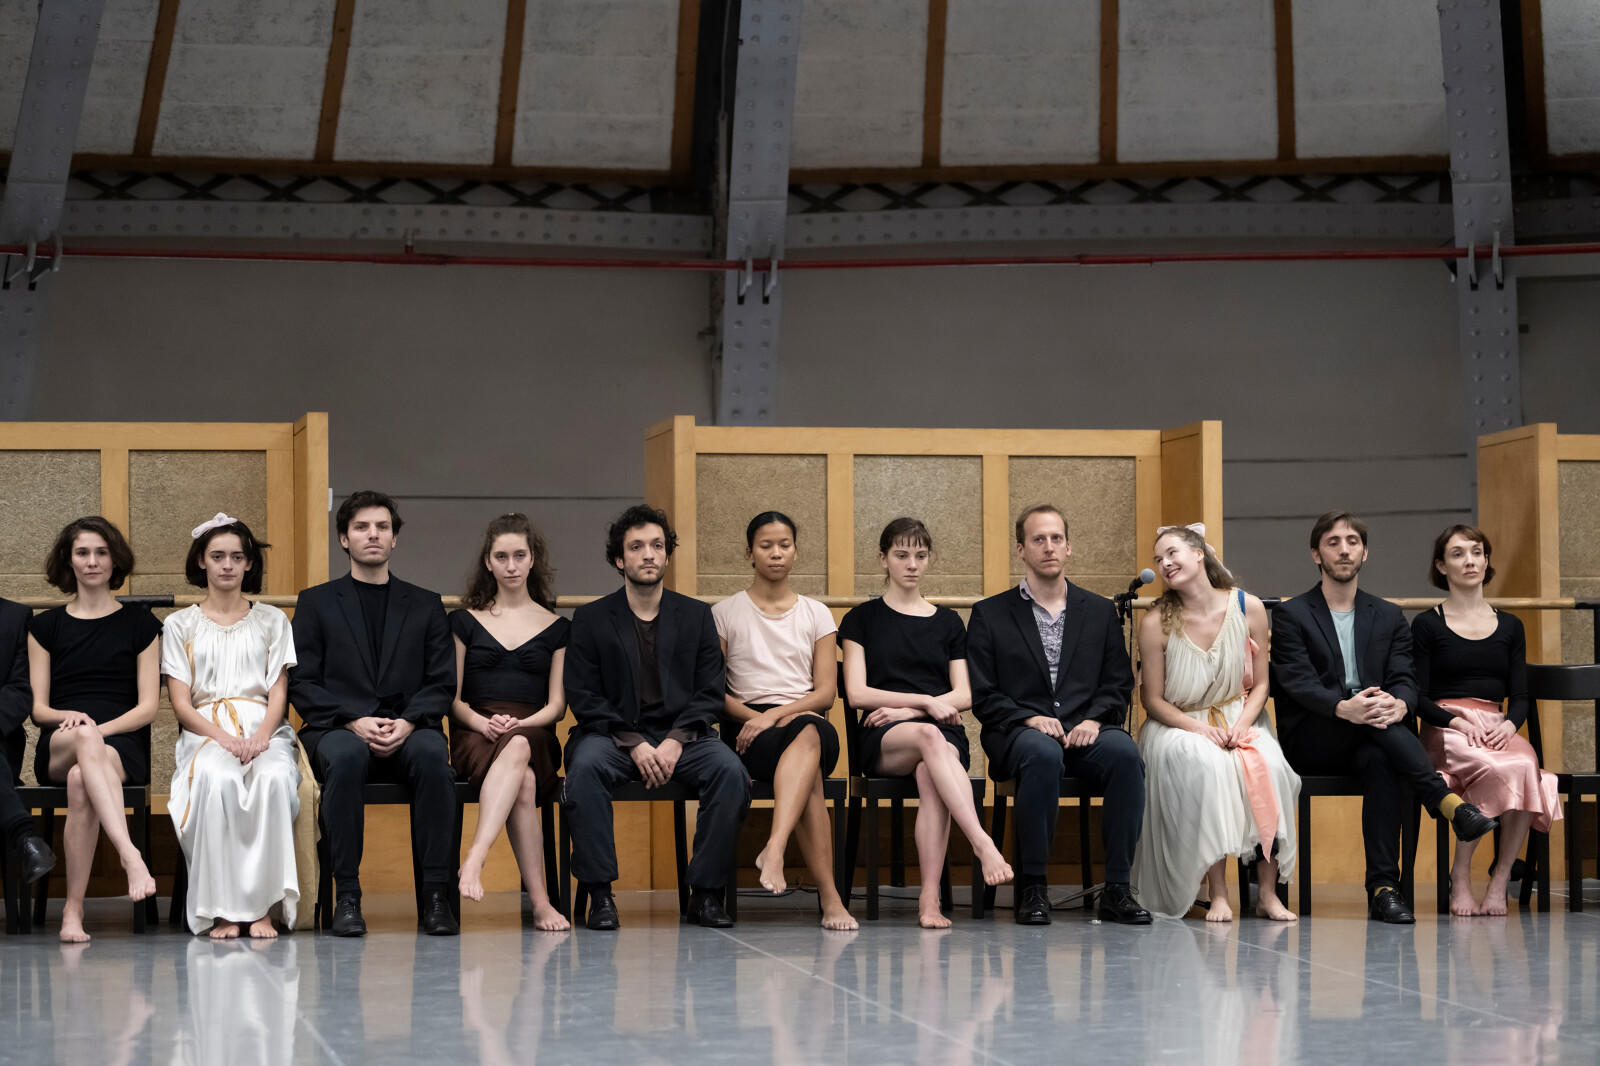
[[3, 883, 1600, 1065]]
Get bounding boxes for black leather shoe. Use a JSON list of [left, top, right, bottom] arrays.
[[331, 896, 367, 937], [1368, 886, 1415, 924], [14, 833, 56, 884], [421, 888, 459, 936], [685, 890, 734, 928], [1014, 884, 1052, 925], [1097, 884, 1153, 925], [1450, 802, 1498, 843], [585, 893, 620, 931]]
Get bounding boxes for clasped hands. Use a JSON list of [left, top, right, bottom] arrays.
[[347, 715, 416, 756], [631, 737, 683, 788], [861, 696, 962, 730], [1448, 714, 1517, 750], [1024, 714, 1100, 749], [1335, 686, 1408, 730]]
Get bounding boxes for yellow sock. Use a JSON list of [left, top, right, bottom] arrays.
[[1439, 794, 1463, 821]]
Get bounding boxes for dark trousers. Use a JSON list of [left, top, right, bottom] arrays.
[[303, 725, 456, 894], [0, 748, 29, 839], [985, 725, 1145, 882], [562, 734, 751, 888], [1282, 715, 1450, 892]]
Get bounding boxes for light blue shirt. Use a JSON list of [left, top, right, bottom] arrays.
[[1330, 608, 1361, 695]]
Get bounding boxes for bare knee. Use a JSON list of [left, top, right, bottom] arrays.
[[65, 764, 86, 800], [500, 733, 532, 762], [795, 722, 821, 750], [914, 724, 946, 754]]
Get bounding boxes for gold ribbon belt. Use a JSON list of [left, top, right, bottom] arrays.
[[178, 695, 267, 831]]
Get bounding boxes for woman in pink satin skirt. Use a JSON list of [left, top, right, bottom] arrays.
[[1411, 524, 1562, 916]]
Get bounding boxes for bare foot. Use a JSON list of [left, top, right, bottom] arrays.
[[1255, 897, 1298, 922], [247, 916, 278, 939], [208, 919, 241, 940], [755, 843, 787, 894], [918, 892, 952, 929], [1205, 897, 1233, 923], [821, 901, 858, 931], [530, 902, 571, 932], [59, 903, 90, 943], [1449, 877, 1480, 917], [122, 853, 157, 902], [1478, 876, 1510, 916], [458, 855, 486, 903], [975, 842, 1014, 887]]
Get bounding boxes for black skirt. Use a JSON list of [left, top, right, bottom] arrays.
[[860, 718, 971, 775], [721, 706, 840, 782], [35, 728, 151, 787]]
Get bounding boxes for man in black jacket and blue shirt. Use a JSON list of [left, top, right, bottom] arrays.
[[563, 505, 750, 931], [968, 504, 1150, 925], [0, 597, 55, 885], [1270, 511, 1497, 924]]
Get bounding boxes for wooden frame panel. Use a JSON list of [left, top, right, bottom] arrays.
[[922, 0, 948, 167], [493, 0, 530, 167], [1099, 0, 1119, 164], [133, 0, 182, 157]]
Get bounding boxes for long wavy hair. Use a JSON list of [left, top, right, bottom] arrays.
[[462, 513, 556, 611], [1153, 525, 1236, 635]]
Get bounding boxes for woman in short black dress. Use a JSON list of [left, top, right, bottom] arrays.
[[27, 516, 160, 941], [448, 513, 569, 930], [839, 517, 1011, 927]]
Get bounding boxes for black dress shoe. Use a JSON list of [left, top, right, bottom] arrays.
[[1014, 884, 1052, 925], [1450, 802, 1498, 843], [14, 833, 56, 884], [1368, 886, 1415, 924], [1097, 884, 1153, 925], [421, 889, 459, 936], [586, 893, 620, 931], [685, 890, 734, 928], [331, 896, 367, 937]]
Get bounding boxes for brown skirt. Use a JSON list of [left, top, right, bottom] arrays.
[[450, 700, 562, 806]]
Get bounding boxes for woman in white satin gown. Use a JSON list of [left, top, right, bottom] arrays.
[[1132, 524, 1299, 922], [164, 514, 301, 937]]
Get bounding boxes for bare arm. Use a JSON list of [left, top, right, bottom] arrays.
[[1136, 611, 1210, 733], [256, 668, 289, 740], [448, 634, 489, 736], [28, 633, 72, 727], [721, 638, 761, 723], [98, 636, 161, 736], [518, 647, 567, 731], [767, 633, 839, 723], [840, 639, 935, 715], [167, 674, 237, 745]]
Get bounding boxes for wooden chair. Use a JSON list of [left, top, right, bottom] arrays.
[[1526, 663, 1600, 912], [2, 784, 159, 934], [1296, 775, 1418, 915]]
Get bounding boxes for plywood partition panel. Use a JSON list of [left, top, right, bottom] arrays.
[[1556, 433, 1600, 776], [292, 412, 331, 591], [1159, 421, 1224, 557]]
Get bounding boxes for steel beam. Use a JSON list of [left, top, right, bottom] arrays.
[[715, 0, 802, 426], [1439, 0, 1521, 450], [0, 0, 106, 419]]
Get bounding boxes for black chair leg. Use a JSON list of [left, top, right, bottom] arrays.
[[939, 864, 953, 914], [984, 794, 1008, 913], [841, 796, 862, 907], [130, 800, 148, 934], [889, 798, 905, 887], [170, 848, 188, 931], [831, 791, 848, 904], [1297, 794, 1312, 917], [1567, 795, 1584, 913], [1401, 801, 1419, 906], [33, 808, 56, 928], [450, 796, 466, 922], [1437, 817, 1451, 915], [1238, 858, 1253, 915], [316, 819, 333, 931], [541, 803, 560, 911], [558, 806, 573, 920], [1078, 797, 1093, 909], [673, 800, 689, 918], [864, 799, 880, 921], [970, 789, 985, 920]]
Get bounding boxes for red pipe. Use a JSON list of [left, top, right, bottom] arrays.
[[5, 240, 1600, 271]]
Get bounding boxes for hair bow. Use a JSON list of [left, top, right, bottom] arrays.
[[190, 512, 238, 539]]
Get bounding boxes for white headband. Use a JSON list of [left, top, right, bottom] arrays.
[[191, 512, 239, 539]]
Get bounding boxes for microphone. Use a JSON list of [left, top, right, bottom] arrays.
[[1113, 568, 1156, 610]]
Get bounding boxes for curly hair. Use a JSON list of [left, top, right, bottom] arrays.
[[185, 519, 269, 594], [462, 513, 557, 610], [44, 516, 135, 594], [605, 504, 677, 572], [1152, 525, 1236, 635]]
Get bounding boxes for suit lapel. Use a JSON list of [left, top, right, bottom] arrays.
[[377, 578, 409, 681], [1006, 590, 1052, 689], [1304, 585, 1345, 682], [655, 592, 679, 692], [608, 592, 643, 718], [1054, 583, 1087, 694], [1352, 592, 1376, 689], [333, 577, 377, 681]]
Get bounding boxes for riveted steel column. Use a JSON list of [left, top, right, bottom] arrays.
[[0, 0, 106, 419], [1439, 0, 1521, 452], [714, 0, 802, 426]]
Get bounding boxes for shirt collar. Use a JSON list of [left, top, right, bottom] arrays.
[[1018, 578, 1065, 618]]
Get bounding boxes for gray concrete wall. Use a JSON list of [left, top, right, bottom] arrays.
[[29, 254, 1596, 600]]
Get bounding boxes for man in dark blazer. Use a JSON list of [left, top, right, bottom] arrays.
[[289, 490, 457, 936], [563, 505, 750, 931], [1271, 510, 1497, 924], [0, 596, 55, 882], [969, 504, 1150, 925]]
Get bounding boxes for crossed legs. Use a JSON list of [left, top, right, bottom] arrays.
[[47, 728, 155, 942], [458, 734, 569, 930], [755, 723, 856, 930]]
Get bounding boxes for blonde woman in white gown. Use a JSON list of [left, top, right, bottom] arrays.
[[164, 514, 301, 937], [1132, 524, 1299, 921]]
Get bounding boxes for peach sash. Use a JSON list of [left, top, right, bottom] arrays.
[[1208, 702, 1279, 863]]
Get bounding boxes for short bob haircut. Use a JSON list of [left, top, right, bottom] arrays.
[[1429, 523, 1495, 590], [336, 489, 403, 555], [44, 516, 135, 594], [185, 518, 270, 594], [605, 504, 678, 571], [878, 516, 932, 554], [1014, 503, 1068, 545], [1309, 510, 1368, 552]]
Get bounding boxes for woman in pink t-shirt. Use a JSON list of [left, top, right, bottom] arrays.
[[712, 511, 855, 930]]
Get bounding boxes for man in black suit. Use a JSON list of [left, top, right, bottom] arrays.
[[969, 504, 1150, 925], [0, 597, 55, 883], [1271, 510, 1497, 924], [562, 505, 750, 931], [289, 490, 457, 936]]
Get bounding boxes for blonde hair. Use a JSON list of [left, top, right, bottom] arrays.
[[1153, 525, 1235, 635]]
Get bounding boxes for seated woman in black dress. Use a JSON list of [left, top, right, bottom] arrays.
[[839, 517, 1011, 928], [26, 516, 160, 942], [712, 512, 855, 930], [1412, 524, 1561, 916], [449, 513, 570, 930]]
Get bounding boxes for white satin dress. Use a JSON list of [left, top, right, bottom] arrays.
[[162, 603, 301, 933], [1132, 592, 1300, 919]]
